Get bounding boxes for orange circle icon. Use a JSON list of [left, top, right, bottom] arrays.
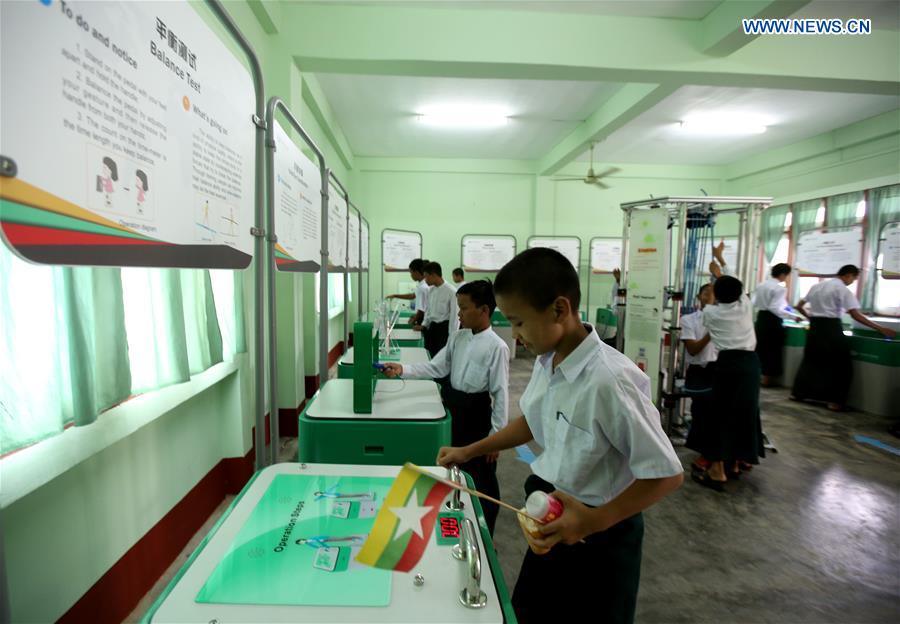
[[182, 96, 191, 111]]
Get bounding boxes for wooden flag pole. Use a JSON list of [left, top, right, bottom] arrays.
[[405, 463, 543, 523]]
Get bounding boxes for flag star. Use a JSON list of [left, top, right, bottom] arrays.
[[389, 497, 433, 539]]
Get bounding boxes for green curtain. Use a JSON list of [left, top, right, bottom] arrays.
[[760, 204, 789, 264], [862, 184, 900, 309], [791, 199, 821, 239], [180, 270, 224, 374], [826, 191, 863, 229]]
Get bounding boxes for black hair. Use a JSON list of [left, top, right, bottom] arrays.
[[423, 261, 442, 277], [837, 264, 860, 277], [452, 267, 464, 278], [713, 275, 743, 304], [102, 156, 118, 181], [494, 247, 581, 311], [697, 283, 713, 299], [457, 280, 496, 315], [408, 258, 426, 273], [771, 263, 791, 278], [136, 169, 149, 191]]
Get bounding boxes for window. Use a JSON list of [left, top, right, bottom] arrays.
[[855, 198, 867, 222], [874, 222, 900, 316], [815, 204, 826, 227], [315, 273, 348, 318]]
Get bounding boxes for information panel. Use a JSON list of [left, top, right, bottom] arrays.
[[702, 237, 739, 275], [361, 219, 369, 271], [528, 236, 580, 272], [273, 121, 320, 272], [796, 227, 863, 276], [197, 474, 392, 606], [382, 229, 421, 272], [590, 238, 622, 274], [328, 188, 347, 272], [624, 210, 669, 400], [347, 209, 360, 271], [0, 0, 255, 268], [462, 235, 516, 272], [882, 222, 900, 279]]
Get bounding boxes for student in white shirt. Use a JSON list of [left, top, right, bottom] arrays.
[[383, 280, 509, 534], [752, 263, 802, 386], [416, 261, 458, 357], [386, 258, 431, 326], [437, 248, 683, 624], [451, 267, 466, 288], [680, 283, 718, 473], [792, 264, 895, 411], [699, 243, 765, 491]]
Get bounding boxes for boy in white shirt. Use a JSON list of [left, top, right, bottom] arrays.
[[451, 267, 466, 288], [437, 248, 683, 624], [792, 265, 895, 411], [753, 263, 803, 386], [680, 283, 718, 474], [383, 280, 508, 533], [415, 261, 458, 357], [700, 243, 764, 490], [386, 258, 430, 325]]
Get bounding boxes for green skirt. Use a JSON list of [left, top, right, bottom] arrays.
[[792, 317, 852, 405], [707, 350, 764, 464]]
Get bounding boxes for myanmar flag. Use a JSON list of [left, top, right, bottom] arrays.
[[355, 464, 454, 572]]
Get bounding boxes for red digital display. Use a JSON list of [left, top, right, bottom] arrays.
[[439, 516, 460, 539]]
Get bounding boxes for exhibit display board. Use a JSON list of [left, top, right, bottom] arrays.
[[348, 209, 360, 271], [361, 219, 369, 270], [624, 210, 669, 400], [528, 236, 580, 272], [273, 121, 321, 272], [461, 235, 516, 272], [328, 187, 347, 272], [382, 229, 421, 272], [590, 238, 622, 274], [882, 222, 900, 278], [796, 227, 863, 276], [702, 237, 738, 274], [0, 0, 255, 268]]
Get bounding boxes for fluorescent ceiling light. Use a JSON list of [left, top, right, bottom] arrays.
[[417, 104, 510, 128], [679, 114, 767, 135]]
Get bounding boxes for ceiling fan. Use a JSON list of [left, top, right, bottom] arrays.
[[552, 143, 620, 189]]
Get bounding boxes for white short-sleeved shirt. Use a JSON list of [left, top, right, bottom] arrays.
[[414, 280, 431, 313], [752, 278, 794, 320], [702, 266, 757, 351], [423, 281, 458, 329], [806, 278, 860, 318], [404, 328, 509, 433], [680, 311, 718, 367], [520, 326, 683, 507]]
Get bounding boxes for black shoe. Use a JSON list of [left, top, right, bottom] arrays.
[[692, 471, 726, 492]]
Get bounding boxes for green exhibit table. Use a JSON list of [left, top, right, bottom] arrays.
[[299, 379, 451, 465], [338, 346, 431, 379], [143, 463, 513, 623], [782, 322, 899, 417], [490, 311, 516, 361]]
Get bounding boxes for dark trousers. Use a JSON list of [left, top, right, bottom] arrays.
[[440, 385, 500, 535], [708, 350, 764, 464], [512, 475, 644, 624], [792, 317, 852, 405], [755, 310, 786, 377], [684, 363, 715, 455], [423, 320, 450, 358]]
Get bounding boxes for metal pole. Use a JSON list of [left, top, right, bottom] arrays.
[[666, 203, 689, 432], [319, 169, 331, 392], [343, 198, 350, 354], [206, 0, 267, 471], [616, 211, 630, 353], [736, 211, 746, 282], [264, 97, 329, 464]]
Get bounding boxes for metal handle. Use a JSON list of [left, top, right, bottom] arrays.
[[458, 518, 487, 609], [445, 465, 464, 510]]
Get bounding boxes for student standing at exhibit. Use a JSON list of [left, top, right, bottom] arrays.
[[752, 263, 803, 386], [792, 265, 896, 411], [416, 261, 458, 357], [386, 258, 431, 325]]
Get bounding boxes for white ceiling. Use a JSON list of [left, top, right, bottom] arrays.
[[572, 86, 900, 166], [301, 1, 722, 19], [314, 73, 623, 159]]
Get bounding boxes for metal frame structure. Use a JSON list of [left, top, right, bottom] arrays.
[[264, 97, 330, 467], [459, 233, 518, 274], [360, 214, 371, 317], [617, 196, 771, 431]]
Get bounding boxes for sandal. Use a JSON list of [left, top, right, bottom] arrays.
[[691, 471, 726, 492]]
